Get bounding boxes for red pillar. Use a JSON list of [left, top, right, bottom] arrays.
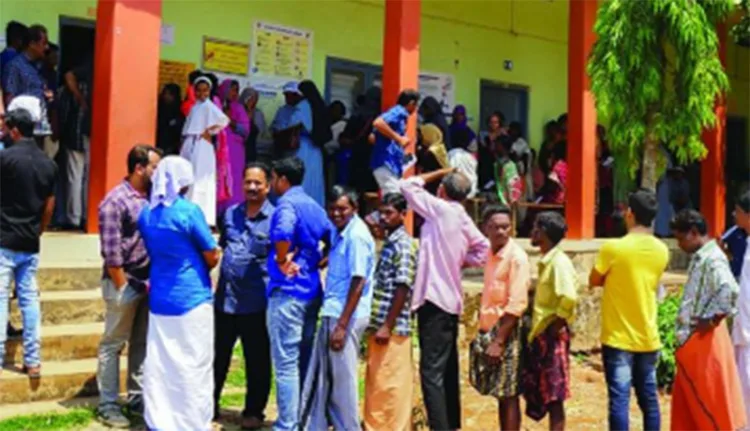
[[700, 23, 727, 238], [86, 0, 161, 233], [382, 0, 420, 231], [566, 0, 598, 239]]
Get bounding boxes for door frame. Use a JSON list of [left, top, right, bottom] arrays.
[[324, 57, 381, 104], [479, 79, 530, 137], [57, 16, 96, 78]]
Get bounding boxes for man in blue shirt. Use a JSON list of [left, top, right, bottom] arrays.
[[722, 224, 747, 280], [0, 21, 26, 87], [3, 24, 49, 105], [267, 157, 331, 431], [213, 162, 274, 430], [371, 89, 420, 194], [299, 185, 375, 430]]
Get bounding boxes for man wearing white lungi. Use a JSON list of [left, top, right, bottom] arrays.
[[180, 76, 229, 227], [299, 186, 375, 430], [734, 191, 750, 426]]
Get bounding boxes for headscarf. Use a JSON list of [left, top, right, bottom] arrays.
[[360, 86, 382, 119], [419, 96, 450, 148], [150, 155, 195, 209], [239, 87, 258, 106], [298, 80, 333, 147], [419, 124, 449, 169], [449, 105, 476, 147]]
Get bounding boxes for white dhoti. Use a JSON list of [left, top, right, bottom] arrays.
[[180, 136, 217, 227], [736, 345, 750, 430], [144, 303, 214, 431]]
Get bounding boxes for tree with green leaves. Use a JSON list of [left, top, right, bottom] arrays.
[[588, 0, 733, 191]]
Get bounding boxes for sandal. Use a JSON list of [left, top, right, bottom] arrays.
[[22, 364, 41, 379]]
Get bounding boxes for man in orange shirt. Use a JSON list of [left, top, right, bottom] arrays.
[[471, 204, 531, 430]]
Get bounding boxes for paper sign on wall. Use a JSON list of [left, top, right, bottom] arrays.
[[160, 24, 175, 46], [418, 72, 456, 115], [158, 60, 196, 93], [202, 37, 250, 76], [250, 21, 313, 81]]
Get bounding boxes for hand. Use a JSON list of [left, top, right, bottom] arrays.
[[368, 133, 376, 145], [484, 340, 504, 365], [398, 135, 411, 148], [277, 253, 300, 277], [330, 323, 347, 351], [44, 89, 54, 101], [696, 317, 719, 334], [201, 130, 212, 141], [374, 325, 392, 345], [546, 319, 566, 336]]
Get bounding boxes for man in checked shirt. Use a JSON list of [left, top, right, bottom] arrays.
[[96, 144, 162, 428]]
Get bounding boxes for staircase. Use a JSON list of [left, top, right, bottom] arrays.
[[0, 235, 126, 410]]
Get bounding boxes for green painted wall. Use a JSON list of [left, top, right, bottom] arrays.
[[1, 0, 747, 148]]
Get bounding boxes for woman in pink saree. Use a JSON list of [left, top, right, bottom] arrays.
[[217, 79, 249, 214]]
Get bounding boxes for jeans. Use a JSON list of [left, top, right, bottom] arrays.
[[97, 279, 148, 409], [0, 248, 41, 368], [267, 290, 320, 431], [602, 345, 661, 431], [418, 301, 461, 430], [214, 310, 271, 420]]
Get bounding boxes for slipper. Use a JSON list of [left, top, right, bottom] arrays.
[[22, 364, 41, 379]]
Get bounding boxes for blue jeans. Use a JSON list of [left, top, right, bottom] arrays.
[[267, 290, 320, 431], [0, 248, 41, 368], [602, 345, 661, 431]]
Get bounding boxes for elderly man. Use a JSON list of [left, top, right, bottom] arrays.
[[0, 99, 57, 378], [400, 167, 489, 431]]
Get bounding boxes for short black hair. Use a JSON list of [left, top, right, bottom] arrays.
[[397, 89, 420, 106], [508, 121, 523, 136], [127, 145, 161, 174], [670, 209, 708, 235], [481, 204, 512, 225], [244, 161, 271, 182], [381, 193, 407, 213], [489, 111, 505, 126], [441, 171, 472, 201], [24, 24, 47, 47], [535, 211, 568, 246], [329, 100, 346, 117], [553, 140, 567, 161], [5, 108, 35, 138], [628, 188, 659, 227], [6, 21, 27, 45], [272, 157, 305, 186], [47, 42, 59, 52], [738, 191, 750, 213], [188, 70, 202, 85], [451, 128, 471, 150], [328, 185, 359, 208], [557, 113, 568, 124]]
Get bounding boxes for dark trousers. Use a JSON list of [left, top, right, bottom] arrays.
[[213, 310, 272, 420], [418, 301, 461, 430]]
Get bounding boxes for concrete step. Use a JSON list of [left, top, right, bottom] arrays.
[[0, 358, 125, 404], [10, 289, 103, 327], [4, 322, 106, 365], [37, 267, 101, 292]]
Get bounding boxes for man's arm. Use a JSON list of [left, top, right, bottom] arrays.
[[697, 263, 739, 332], [270, 202, 298, 275], [372, 115, 408, 147], [64, 71, 87, 110], [99, 201, 128, 288], [399, 168, 455, 221], [589, 242, 612, 288], [40, 196, 55, 233], [548, 259, 578, 334], [464, 216, 490, 268]]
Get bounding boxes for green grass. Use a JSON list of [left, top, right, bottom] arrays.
[[0, 408, 95, 431]]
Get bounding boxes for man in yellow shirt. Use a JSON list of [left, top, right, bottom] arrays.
[[589, 189, 669, 431], [523, 212, 577, 430]]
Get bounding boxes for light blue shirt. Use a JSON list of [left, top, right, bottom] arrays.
[[321, 215, 376, 319], [138, 197, 217, 316], [271, 100, 312, 135], [268, 186, 332, 301]]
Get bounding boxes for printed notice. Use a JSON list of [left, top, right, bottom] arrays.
[[250, 21, 313, 81], [203, 37, 250, 76]]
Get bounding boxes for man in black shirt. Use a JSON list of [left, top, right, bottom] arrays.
[[0, 101, 57, 377]]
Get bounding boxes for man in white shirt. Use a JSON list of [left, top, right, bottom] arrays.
[[733, 190, 750, 424]]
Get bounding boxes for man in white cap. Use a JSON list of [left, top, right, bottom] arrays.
[[270, 81, 305, 160], [0, 98, 57, 378]]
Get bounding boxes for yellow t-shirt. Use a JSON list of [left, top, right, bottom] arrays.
[[595, 233, 670, 352]]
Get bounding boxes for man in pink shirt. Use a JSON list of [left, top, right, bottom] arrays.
[[400, 167, 489, 431]]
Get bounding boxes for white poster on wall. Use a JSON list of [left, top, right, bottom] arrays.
[[418, 71, 455, 115], [160, 24, 175, 46]]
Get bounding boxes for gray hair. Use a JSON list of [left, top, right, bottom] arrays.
[[441, 171, 472, 201], [239, 87, 258, 105]]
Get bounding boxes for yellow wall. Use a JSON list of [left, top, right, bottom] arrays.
[[1, 0, 747, 147]]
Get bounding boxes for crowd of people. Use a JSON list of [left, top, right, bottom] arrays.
[[3, 17, 750, 431]]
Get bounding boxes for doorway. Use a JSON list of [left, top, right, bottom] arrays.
[[726, 116, 749, 226], [59, 17, 95, 78], [479, 80, 529, 136]]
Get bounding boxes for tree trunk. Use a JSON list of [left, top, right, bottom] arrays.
[[641, 136, 660, 191]]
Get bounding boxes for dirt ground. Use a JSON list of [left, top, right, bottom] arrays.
[[210, 353, 672, 431]]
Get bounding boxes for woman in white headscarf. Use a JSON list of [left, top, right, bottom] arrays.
[[180, 76, 229, 227], [137, 156, 221, 431]]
